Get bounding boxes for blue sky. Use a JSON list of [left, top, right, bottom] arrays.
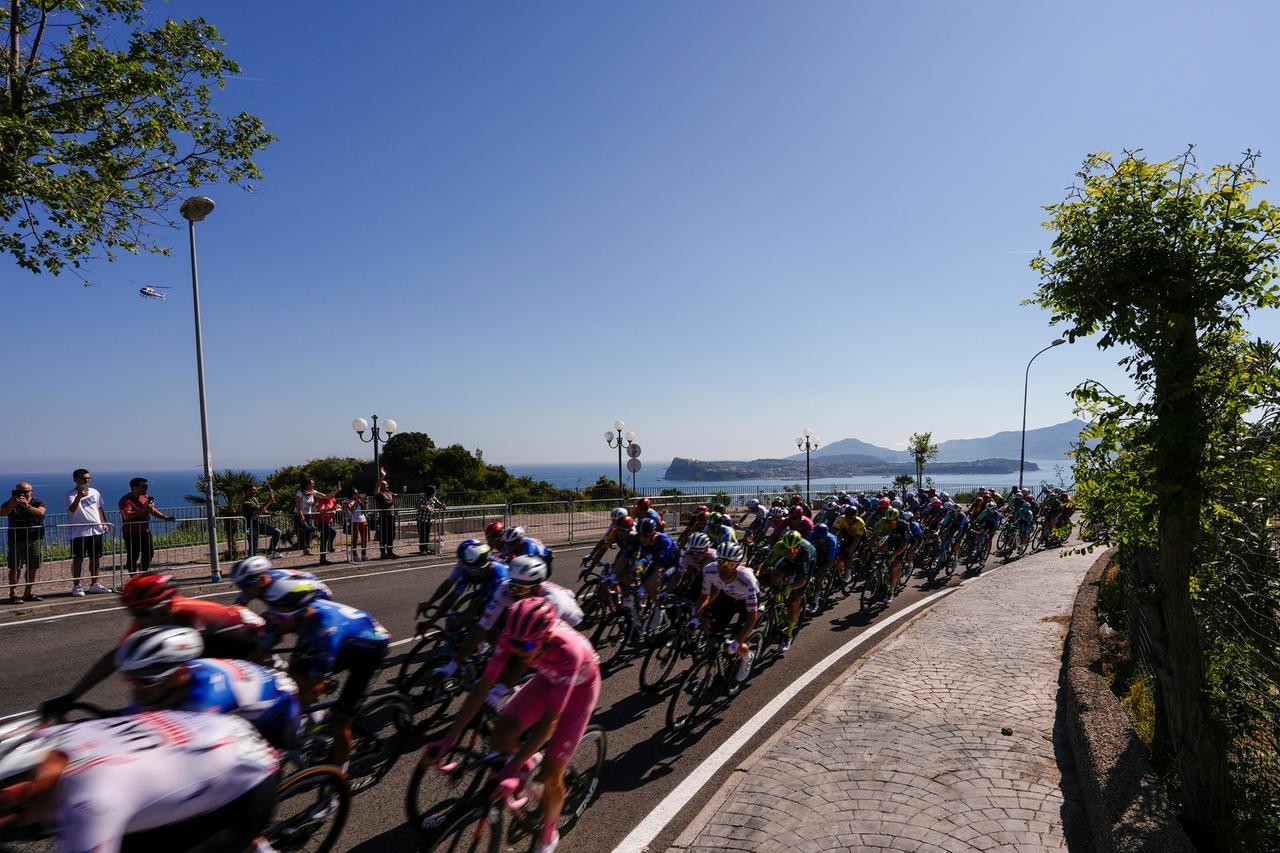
[[3, 0, 1279, 471]]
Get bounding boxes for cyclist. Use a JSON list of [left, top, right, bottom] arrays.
[[0, 710, 279, 852], [1052, 491, 1076, 536], [632, 497, 663, 529], [262, 576, 390, 768], [421, 597, 600, 853], [969, 500, 1002, 568], [675, 504, 709, 548], [229, 554, 331, 606], [814, 498, 841, 528], [834, 506, 867, 581], [787, 494, 811, 518], [735, 498, 764, 532], [415, 538, 509, 626], [759, 506, 787, 548], [764, 530, 816, 653], [585, 508, 631, 568], [708, 512, 737, 551], [938, 501, 970, 571], [635, 517, 680, 629], [42, 573, 267, 718], [783, 504, 815, 538], [116, 625, 301, 750], [668, 532, 716, 601], [921, 497, 946, 529], [1007, 491, 1036, 549], [871, 508, 911, 602], [690, 542, 759, 683], [484, 519, 507, 550], [902, 511, 924, 569], [501, 525, 554, 568], [809, 523, 841, 590], [435, 555, 583, 706]]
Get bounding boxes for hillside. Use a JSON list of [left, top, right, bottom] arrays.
[[785, 419, 1087, 463]]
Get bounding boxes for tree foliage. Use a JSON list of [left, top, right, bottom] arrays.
[[1033, 147, 1280, 847], [907, 431, 938, 489], [379, 431, 577, 504], [0, 1, 273, 275]]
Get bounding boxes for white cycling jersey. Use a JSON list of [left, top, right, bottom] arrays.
[[47, 711, 278, 852], [700, 564, 761, 612], [478, 579, 583, 632]]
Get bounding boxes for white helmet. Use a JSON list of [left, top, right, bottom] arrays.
[[610, 507, 627, 521], [746, 498, 760, 510], [230, 555, 273, 586], [0, 713, 54, 784], [502, 525, 526, 544], [115, 626, 204, 675], [508, 555, 549, 586]]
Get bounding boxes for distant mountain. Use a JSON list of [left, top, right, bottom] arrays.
[[785, 419, 1087, 463], [663, 456, 1037, 482]]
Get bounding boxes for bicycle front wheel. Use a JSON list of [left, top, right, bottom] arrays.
[[267, 766, 351, 853], [639, 621, 686, 692], [348, 695, 412, 793], [666, 655, 717, 733], [425, 800, 501, 853], [559, 725, 608, 834]]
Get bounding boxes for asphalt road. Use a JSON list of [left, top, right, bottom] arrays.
[[0, 542, 1012, 852]]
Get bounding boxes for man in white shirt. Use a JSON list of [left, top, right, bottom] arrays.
[[294, 477, 318, 556], [65, 468, 112, 596]]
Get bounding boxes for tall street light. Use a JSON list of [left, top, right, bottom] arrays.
[[179, 195, 220, 581], [353, 415, 398, 481], [794, 428, 821, 504], [606, 420, 635, 501], [1019, 338, 1068, 491]]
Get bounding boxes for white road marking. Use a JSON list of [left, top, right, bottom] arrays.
[[613, 582, 962, 853]]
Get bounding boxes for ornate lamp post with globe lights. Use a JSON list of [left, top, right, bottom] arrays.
[[606, 420, 636, 501], [795, 429, 821, 504], [353, 415, 398, 483]]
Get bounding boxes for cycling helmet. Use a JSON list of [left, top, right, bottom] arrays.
[[877, 498, 891, 511], [0, 713, 53, 785], [768, 507, 785, 518], [718, 543, 745, 564], [890, 499, 903, 510], [695, 504, 709, 514], [825, 498, 837, 508], [484, 520, 505, 542], [230, 555, 273, 586], [710, 503, 725, 514], [456, 538, 492, 570], [939, 492, 951, 502], [120, 572, 177, 610], [263, 575, 322, 614], [930, 498, 943, 508], [815, 523, 830, 537], [746, 498, 760, 510], [115, 626, 203, 674], [837, 490, 848, 499], [944, 501, 957, 510], [771, 498, 784, 508], [501, 525, 526, 544], [781, 530, 803, 550], [902, 512, 915, 523], [886, 508, 901, 521], [789, 495, 803, 505], [637, 517, 659, 537], [619, 515, 635, 529], [507, 555, 549, 586], [788, 506, 805, 519], [505, 596, 557, 648], [638, 498, 653, 510], [687, 532, 712, 552], [610, 507, 627, 522], [843, 506, 859, 517]]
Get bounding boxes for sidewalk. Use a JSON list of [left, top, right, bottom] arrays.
[[674, 546, 1094, 853]]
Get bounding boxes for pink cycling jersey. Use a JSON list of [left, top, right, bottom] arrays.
[[483, 620, 600, 763]]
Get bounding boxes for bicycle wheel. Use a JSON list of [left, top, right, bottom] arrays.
[[860, 560, 883, 610], [347, 695, 412, 793], [1029, 517, 1045, 552], [396, 629, 452, 689], [894, 559, 912, 594], [995, 526, 1015, 561], [591, 610, 634, 665], [666, 654, 717, 733], [558, 725, 608, 833], [266, 766, 351, 853], [401, 646, 464, 727], [425, 800, 501, 853], [575, 575, 604, 630], [638, 620, 686, 692]]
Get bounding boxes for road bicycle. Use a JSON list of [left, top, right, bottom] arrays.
[[637, 593, 699, 692], [665, 622, 763, 732]]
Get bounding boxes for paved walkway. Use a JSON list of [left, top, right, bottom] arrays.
[[675, 546, 1093, 853]]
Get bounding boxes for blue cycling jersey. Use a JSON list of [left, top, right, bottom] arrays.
[[291, 599, 390, 682], [135, 658, 300, 750], [509, 536, 553, 564], [445, 559, 510, 600], [810, 531, 841, 562], [235, 569, 330, 606], [908, 521, 923, 539], [640, 532, 679, 569]]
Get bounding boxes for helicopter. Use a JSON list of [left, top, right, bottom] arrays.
[[134, 282, 172, 300]]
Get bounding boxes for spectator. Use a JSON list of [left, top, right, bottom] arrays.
[[243, 483, 282, 558], [416, 485, 447, 555], [373, 478, 398, 560], [343, 487, 369, 562], [294, 477, 318, 556], [313, 488, 339, 565], [1, 482, 46, 603], [119, 477, 175, 575], [66, 469, 111, 596]]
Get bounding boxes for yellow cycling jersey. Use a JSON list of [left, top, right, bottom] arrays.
[[834, 515, 866, 539]]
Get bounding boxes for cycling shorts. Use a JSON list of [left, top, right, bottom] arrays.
[[336, 642, 388, 716], [202, 625, 262, 661], [119, 770, 279, 853], [504, 669, 601, 765], [706, 594, 750, 636]]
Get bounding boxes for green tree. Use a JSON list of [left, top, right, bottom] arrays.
[[1031, 148, 1280, 846], [185, 469, 260, 559], [907, 431, 938, 490], [892, 473, 915, 492], [1, 1, 273, 275]]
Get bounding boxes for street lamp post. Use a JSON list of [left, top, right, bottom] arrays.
[[1019, 338, 1068, 491], [605, 420, 635, 501], [353, 415, 398, 481], [179, 196, 220, 581], [794, 428, 821, 504]]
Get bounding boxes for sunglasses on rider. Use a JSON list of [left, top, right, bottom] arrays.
[[716, 559, 740, 569], [124, 665, 180, 685], [507, 637, 540, 653]]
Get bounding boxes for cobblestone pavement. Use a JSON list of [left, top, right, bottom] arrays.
[[675, 546, 1094, 852]]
